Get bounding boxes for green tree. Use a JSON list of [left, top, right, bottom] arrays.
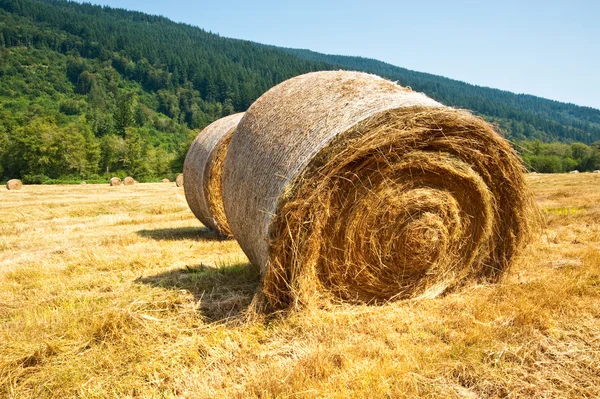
[[100, 134, 126, 173], [571, 142, 591, 161], [123, 127, 149, 177], [114, 92, 134, 136]]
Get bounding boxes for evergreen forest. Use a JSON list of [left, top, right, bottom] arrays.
[[1, 0, 599, 182]]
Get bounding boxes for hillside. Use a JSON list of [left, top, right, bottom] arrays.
[[278, 48, 600, 143], [1, 0, 599, 181]]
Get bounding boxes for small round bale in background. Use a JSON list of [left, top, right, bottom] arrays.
[[6, 179, 23, 190], [594, 170, 600, 174], [80, 181, 87, 185], [222, 71, 538, 310], [184, 112, 244, 237], [109, 177, 122, 186], [569, 170, 580, 174], [176, 173, 184, 187], [123, 176, 135, 185], [161, 178, 170, 183]]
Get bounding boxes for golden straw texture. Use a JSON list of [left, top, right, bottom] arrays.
[[222, 71, 537, 310], [123, 176, 135, 186], [6, 179, 22, 190], [176, 173, 184, 187], [183, 113, 244, 236]]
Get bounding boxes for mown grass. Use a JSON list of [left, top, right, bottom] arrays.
[[1, 174, 599, 398]]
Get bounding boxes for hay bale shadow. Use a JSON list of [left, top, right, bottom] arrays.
[[137, 227, 227, 242], [135, 262, 261, 322]]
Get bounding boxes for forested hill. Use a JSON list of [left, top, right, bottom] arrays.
[[275, 47, 600, 144], [1, 0, 599, 182]]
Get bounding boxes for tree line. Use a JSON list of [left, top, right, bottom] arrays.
[[517, 140, 600, 173]]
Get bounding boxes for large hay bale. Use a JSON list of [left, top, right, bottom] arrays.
[[123, 176, 135, 185], [176, 173, 184, 187], [109, 177, 121, 186], [6, 179, 22, 190], [183, 113, 244, 236], [222, 71, 537, 310]]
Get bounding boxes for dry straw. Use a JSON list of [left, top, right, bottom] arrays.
[[6, 179, 22, 190], [222, 71, 538, 310], [184, 113, 244, 236], [162, 178, 170, 183], [176, 173, 184, 187], [123, 176, 135, 186], [109, 177, 121, 186]]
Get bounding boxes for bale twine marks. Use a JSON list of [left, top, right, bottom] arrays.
[[6, 179, 22, 190], [176, 173, 184, 187], [222, 71, 537, 310], [184, 113, 244, 236], [109, 177, 121, 186], [123, 176, 135, 186]]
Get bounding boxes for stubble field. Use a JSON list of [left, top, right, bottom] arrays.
[[1, 174, 599, 398]]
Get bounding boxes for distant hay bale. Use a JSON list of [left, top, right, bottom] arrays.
[[109, 177, 121, 186], [161, 178, 170, 183], [183, 113, 244, 236], [80, 181, 87, 185], [6, 179, 22, 190], [123, 176, 135, 185], [569, 170, 579, 174], [176, 173, 184, 187], [594, 170, 600, 174], [222, 71, 538, 310]]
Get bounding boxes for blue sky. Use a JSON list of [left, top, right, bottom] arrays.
[[87, 0, 599, 109]]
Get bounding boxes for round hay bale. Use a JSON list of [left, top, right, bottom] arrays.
[[161, 178, 170, 183], [80, 181, 87, 185], [109, 177, 121, 186], [123, 176, 135, 185], [6, 179, 23, 190], [593, 170, 600, 174], [569, 170, 579, 174], [175, 173, 184, 187], [222, 71, 537, 310], [183, 113, 244, 236]]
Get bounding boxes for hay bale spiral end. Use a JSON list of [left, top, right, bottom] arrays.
[[222, 71, 538, 310]]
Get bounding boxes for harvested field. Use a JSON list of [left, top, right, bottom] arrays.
[[0, 174, 599, 398]]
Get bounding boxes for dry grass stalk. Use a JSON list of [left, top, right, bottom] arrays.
[[184, 113, 244, 237], [6, 179, 22, 190], [223, 71, 538, 310], [0, 177, 598, 398], [109, 177, 121, 186], [123, 177, 135, 186], [175, 173, 184, 187]]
